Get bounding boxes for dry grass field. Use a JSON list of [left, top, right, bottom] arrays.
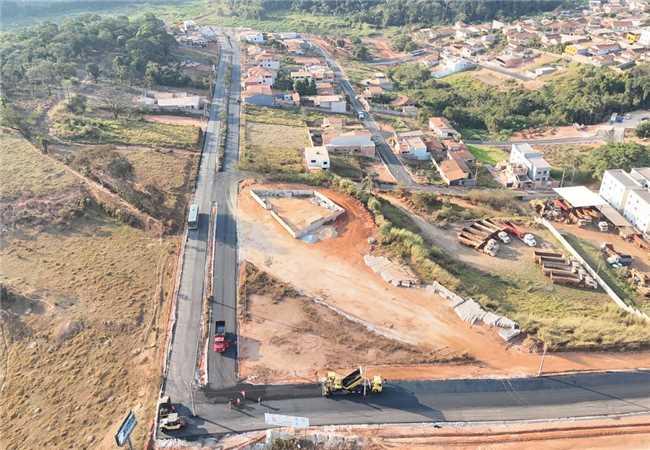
[[241, 120, 310, 174], [0, 132, 184, 449]]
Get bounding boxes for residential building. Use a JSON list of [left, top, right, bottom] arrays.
[[589, 42, 622, 56], [244, 66, 276, 86], [254, 52, 280, 70], [363, 73, 394, 90], [630, 167, 650, 188], [316, 81, 335, 95], [391, 132, 429, 160], [290, 70, 312, 82], [242, 31, 265, 43], [304, 146, 330, 171], [429, 117, 460, 139], [323, 130, 375, 157], [446, 147, 476, 167], [363, 85, 385, 99], [437, 157, 475, 186], [155, 95, 203, 110], [599, 169, 643, 210], [623, 188, 650, 235], [509, 143, 551, 184], [242, 85, 274, 106], [313, 95, 347, 113]]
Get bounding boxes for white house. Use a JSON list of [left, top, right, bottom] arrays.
[[313, 95, 346, 113], [428, 117, 460, 139], [599, 169, 642, 211], [509, 143, 550, 183], [304, 146, 330, 171], [623, 188, 650, 236], [242, 31, 265, 43], [391, 131, 429, 160], [323, 130, 375, 157]]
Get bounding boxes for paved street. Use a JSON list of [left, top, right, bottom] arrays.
[[171, 370, 650, 439], [163, 40, 229, 407], [207, 31, 242, 390]]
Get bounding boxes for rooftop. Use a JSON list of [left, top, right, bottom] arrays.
[[604, 169, 643, 187], [553, 186, 607, 208], [440, 158, 469, 181]]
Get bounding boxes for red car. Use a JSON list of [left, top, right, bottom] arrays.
[[213, 320, 230, 353]]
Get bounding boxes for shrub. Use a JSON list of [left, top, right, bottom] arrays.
[[107, 155, 133, 179], [636, 121, 650, 139]]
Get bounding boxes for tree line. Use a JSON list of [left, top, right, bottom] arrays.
[[387, 63, 650, 134], [0, 13, 183, 98], [226, 0, 572, 27]]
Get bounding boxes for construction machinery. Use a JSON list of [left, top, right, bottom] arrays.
[[601, 242, 633, 268], [159, 413, 186, 432], [321, 368, 382, 397], [213, 320, 230, 353], [158, 395, 176, 419]]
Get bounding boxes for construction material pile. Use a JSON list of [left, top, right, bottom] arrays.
[[364, 255, 419, 287], [536, 198, 601, 227], [428, 282, 521, 342], [457, 218, 510, 257], [534, 250, 598, 289]]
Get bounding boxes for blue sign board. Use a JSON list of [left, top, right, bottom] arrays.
[[115, 411, 137, 447]]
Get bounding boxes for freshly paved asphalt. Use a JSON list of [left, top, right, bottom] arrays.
[[207, 31, 242, 391], [169, 370, 650, 439], [164, 36, 229, 407]]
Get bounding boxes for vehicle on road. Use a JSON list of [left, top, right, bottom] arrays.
[[357, 111, 367, 120], [321, 368, 382, 396], [213, 320, 230, 353], [159, 413, 186, 431], [188, 203, 199, 230], [158, 395, 176, 419], [641, 116, 649, 121]]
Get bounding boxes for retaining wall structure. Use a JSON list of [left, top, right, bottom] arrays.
[[539, 218, 650, 322], [250, 189, 345, 239]]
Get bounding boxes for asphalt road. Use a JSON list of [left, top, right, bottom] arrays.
[[207, 31, 242, 391], [169, 370, 650, 439], [164, 40, 228, 407]]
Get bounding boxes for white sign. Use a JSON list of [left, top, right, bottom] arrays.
[[264, 413, 309, 428]]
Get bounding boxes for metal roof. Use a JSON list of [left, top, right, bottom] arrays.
[[553, 186, 607, 208]]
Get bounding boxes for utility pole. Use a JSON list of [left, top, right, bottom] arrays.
[[537, 344, 547, 376]]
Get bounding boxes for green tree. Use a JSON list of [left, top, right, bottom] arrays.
[[582, 143, 650, 180], [86, 63, 100, 81], [636, 121, 650, 139]]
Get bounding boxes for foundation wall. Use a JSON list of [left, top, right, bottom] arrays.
[[250, 189, 346, 239]]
